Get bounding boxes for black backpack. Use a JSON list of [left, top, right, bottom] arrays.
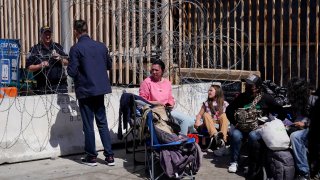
[[265, 149, 295, 180]]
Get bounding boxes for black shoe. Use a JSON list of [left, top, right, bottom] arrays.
[[245, 163, 262, 180], [215, 132, 224, 147], [81, 156, 97, 167], [105, 155, 115, 166], [202, 136, 215, 151], [216, 139, 225, 148], [295, 174, 310, 180], [313, 171, 320, 180]]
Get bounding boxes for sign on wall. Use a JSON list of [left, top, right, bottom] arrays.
[[0, 39, 20, 85]]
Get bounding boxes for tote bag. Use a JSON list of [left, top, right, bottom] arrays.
[[259, 119, 290, 150]]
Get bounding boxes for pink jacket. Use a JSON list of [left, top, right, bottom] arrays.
[[139, 77, 175, 106]]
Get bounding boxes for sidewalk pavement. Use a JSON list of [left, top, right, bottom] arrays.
[[0, 147, 244, 180]]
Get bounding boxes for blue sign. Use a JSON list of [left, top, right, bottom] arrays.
[[0, 39, 20, 85]]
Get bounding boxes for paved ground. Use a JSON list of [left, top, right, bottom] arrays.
[[0, 147, 245, 180]]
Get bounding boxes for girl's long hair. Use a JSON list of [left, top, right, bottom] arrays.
[[207, 85, 225, 116]]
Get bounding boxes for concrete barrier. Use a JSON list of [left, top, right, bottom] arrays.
[[0, 83, 212, 164]]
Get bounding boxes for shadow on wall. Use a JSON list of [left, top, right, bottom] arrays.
[[49, 94, 84, 156]]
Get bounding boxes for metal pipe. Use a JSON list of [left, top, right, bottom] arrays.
[[60, 0, 71, 52]]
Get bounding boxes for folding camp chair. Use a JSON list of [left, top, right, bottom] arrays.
[[120, 93, 151, 165], [144, 110, 197, 180]]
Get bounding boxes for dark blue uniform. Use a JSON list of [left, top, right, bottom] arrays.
[[26, 42, 68, 94]]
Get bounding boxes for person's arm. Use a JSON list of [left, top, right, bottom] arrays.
[[139, 80, 150, 100], [28, 61, 49, 72], [67, 46, 79, 78], [226, 93, 246, 126], [53, 44, 69, 66], [167, 82, 175, 107], [26, 45, 49, 72], [194, 104, 205, 128]]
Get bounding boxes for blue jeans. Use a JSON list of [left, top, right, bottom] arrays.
[[291, 129, 309, 175], [78, 95, 114, 157], [170, 110, 195, 135], [230, 128, 261, 163]]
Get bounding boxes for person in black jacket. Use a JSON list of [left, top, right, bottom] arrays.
[[68, 20, 114, 167], [226, 74, 286, 175], [308, 88, 320, 179], [26, 26, 69, 94]]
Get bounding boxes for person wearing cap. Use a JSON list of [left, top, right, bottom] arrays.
[[68, 20, 114, 167], [26, 26, 69, 94], [225, 74, 286, 175], [194, 83, 229, 152]]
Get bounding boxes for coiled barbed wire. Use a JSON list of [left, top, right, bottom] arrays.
[[0, 0, 248, 151]]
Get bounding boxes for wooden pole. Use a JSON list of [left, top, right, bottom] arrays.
[[118, 0, 123, 84], [316, 0, 319, 87], [213, 1, 216, 68], [263, 0, 267, 79], [132, 0, 136, 84], [126, 0, 130, 84], [280, 0, 284, 85], [162, 0, 170, 72], [306, 0, 310, 82], [139, 0, 143, 83], [241, 0, 244, 70], [297, 0, 301, 77], [220, 0, 223, 68], [272, 0, 275, 82], [112, 0, 116, 84], [227, 1, 230, 69], [249, 0, 252, 70], [256, 0, 260, 71], [289, 0, 292, 80], [234, 0, 238, 70]]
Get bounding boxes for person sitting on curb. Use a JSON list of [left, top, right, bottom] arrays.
[[287, 77, 312, 180], [194, 83, 229, 152], [225, 74, 286, 175], [139, 60, 195, 135]]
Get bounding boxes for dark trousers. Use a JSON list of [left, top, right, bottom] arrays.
[[78, 95, 113, 157]]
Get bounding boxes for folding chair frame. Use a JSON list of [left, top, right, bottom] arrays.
[[123, 94, 145, 165], [144, 111, 196, 180]]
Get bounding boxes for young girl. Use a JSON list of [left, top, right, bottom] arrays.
[[194, 83, 229, 146]]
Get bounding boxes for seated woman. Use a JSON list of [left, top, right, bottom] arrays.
[[194, 83, 229, 148], [139, 60, 194, 135]]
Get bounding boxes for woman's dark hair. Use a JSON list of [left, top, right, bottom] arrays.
[[152, 60, 165, 72], [74, 20, 88, 34], [287, 77, 309, 118]]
